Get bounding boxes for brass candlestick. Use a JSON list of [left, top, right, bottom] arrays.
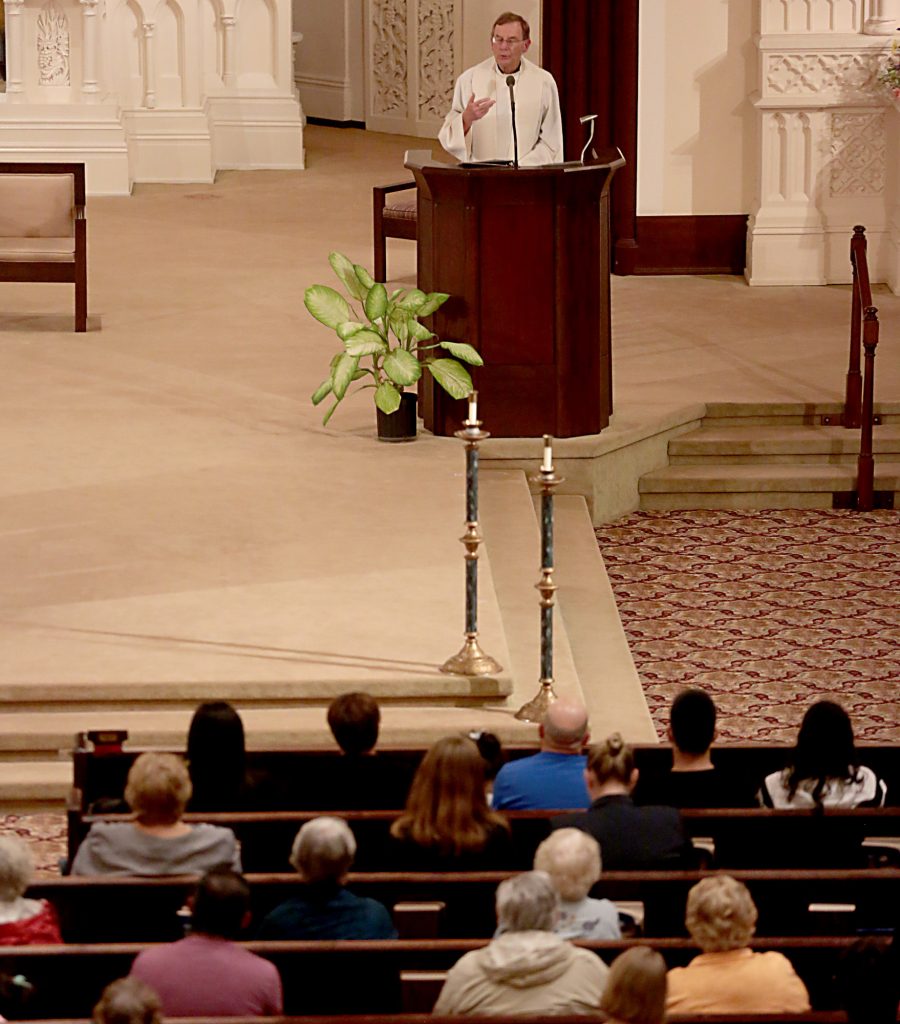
[[516, 436, 563, 722], [441, 394, 503, 677]]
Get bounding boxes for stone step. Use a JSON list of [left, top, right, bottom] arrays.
[[669, 425, 900, 464], [639, 461, 900, 511], [701, 401, 900, 427]]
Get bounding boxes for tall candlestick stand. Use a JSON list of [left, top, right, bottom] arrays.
[[440, 395, 503, 677], [516, 436, 563, 721]]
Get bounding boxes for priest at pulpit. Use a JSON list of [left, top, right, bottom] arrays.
[[438, 11, 563, 167]]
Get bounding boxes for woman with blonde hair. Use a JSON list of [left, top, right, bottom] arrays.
[[666, 875, 810, 1013], [388, 736, 512, 869], [0, 836, 62, 944], [600, 947, 667, 1024], [71, 752, 241, 875], [533, 828, 620, 939], [552, 733, 694, 870]]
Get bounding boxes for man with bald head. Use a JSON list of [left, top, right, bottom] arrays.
[[491, 699, 591, 810]]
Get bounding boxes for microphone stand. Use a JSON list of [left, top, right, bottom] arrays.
[[506, 75, 519, 169]]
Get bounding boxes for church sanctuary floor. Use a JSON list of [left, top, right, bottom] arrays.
[[0, 125, 898, 806]]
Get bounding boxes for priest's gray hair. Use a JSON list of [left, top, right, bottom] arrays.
[[495, 870, 559, 933], [290, 816, 357, 882]]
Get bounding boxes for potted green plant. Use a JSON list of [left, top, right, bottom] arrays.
[[305, 252, 483, 441]]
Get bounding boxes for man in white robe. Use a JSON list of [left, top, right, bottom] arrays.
[[438, 11, 563, 167]]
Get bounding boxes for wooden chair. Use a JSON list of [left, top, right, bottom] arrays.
[[0, 162, 87, 331], [373, 182, 417, 282]]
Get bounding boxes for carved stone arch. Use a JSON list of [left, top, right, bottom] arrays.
[[200, 0, 224, 88], [109, 0, 145, 107], [234, 0, 276, 85], [150, 0, 187, 105]]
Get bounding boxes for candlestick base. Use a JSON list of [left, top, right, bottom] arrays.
[[514, 679, 557, 722], [440, 633, 503, 677]]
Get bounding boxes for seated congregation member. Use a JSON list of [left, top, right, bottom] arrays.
[[666, 875, 810, 1014], [0, 835, 62, 944], [533, 828, 620, 940], [552, 733, 695, 870], [93, 977, 162, 1024], [323, 691, 410, 809], [599, 947, 667, 1024], [388, 735, 514, 870], [433, 871, 608, 1015], [837, 937, 900, 1024], [186, 701, 273, 811], [760, 699, 887, 808], [633, 688, 755, 807], [71, 752, 241, 875], [130, 868, 282, 1017], [492, 698, 590, 810], [256, 816, 395, 939]]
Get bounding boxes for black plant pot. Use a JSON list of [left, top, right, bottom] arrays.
[[376, 391, 418, 442]]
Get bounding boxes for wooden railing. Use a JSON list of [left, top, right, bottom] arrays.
[[845, 225, 880, 510]]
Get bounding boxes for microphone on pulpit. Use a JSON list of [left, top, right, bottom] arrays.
[[506, 75, 519, 169]]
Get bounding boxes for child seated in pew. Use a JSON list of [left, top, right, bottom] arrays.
[[599, 947, 667, 1024], [533, 828, 621, 940], [93, 977, 161, 1024], [0, 836, 62, 945]]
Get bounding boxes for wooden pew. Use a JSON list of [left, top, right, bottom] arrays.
[[28, 867, 900, 944], [69, 740, 900, 818], [19, 1014, 879, 1024], [66, 805, 900, 874], [0, 937, 877, 1018]]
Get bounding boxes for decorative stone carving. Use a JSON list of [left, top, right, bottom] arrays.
[[37, 1, 71, 85], [371, 0, 408, 116], [830, 111, 886, 196], [418, 0, 454, 120], [765, 51, 883, 99], [761, 0, 862, 34]]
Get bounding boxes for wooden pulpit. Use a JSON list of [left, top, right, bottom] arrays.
[[406, 151, 624, 438]]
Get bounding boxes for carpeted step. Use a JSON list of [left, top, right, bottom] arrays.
[[639, 461, 900, 510], [669, 424, 900, 464]]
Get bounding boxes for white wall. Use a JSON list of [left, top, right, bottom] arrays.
[[637, 0, 756, 215], [293, 0, 365, 121]]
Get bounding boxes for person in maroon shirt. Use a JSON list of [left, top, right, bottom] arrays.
[[0, 836, 62, 946], [130, 869, 281, 1017]]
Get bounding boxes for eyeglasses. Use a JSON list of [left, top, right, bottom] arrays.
[[491, 35, 524, 47]]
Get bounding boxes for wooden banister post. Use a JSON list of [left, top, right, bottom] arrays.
[[856, 307, 879, 512], [844, 225, 866, 428]]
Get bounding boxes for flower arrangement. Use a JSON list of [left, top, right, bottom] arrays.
[[878, 41, 900, 98]]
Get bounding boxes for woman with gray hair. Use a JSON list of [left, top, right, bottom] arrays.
[[256, 816, 395, 939], [666, 875, 810, 1013], [433, 871, 608, 1015], [0, 835, 62, 945], [533, 828, 620, 940]]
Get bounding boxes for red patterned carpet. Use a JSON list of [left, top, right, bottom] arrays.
[[594, 509, 900, 744]]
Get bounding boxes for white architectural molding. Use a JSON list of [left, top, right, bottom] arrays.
[[747, 1, 895, 286], [0, 0, 304, 193]]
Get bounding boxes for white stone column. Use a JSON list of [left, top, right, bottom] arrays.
[[221, 14, 237, 87], [142, 22, 157, 108], [4, 0, 26, 102], [80, 0, 101, 101], [864, 0, 900, 34]]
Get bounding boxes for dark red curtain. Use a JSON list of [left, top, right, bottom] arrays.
[[542, 0, 639, 272]]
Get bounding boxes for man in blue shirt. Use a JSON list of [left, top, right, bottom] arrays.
[[492, 699, 591, 810]]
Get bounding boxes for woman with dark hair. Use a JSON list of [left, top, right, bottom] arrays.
[[387, 735, 513, 869], [186, 702, 251, 811], [759, 700, 886, 808], [600, 947, 667, 1024]]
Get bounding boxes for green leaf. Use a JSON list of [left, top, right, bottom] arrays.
[[345, 329, 387, 356], [375, 382, 402, 414], [337, 320, 366, 341], [397, 288, 428, 312], [365, 282, 389, 321], [332, 353, 360, 399], [417, 292, 450, 317], [311, 379, 333, 405], [329, 252, 368, 302], [440, 341, 483, 366], [305, 285, 352, 329], [390, 289, 404, 301], [428, 357, 472, 398], [409, 320, 435, 343], [355, 265, 376, 290], [384, 348, 422, 386], [322, 400, 340, 426]]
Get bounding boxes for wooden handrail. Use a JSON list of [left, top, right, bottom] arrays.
[[845, 225, 880, 510]]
